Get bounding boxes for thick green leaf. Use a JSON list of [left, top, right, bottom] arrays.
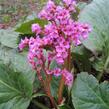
[[72, 72, 109, 109], [0, 29, 36, 108], [0, 99, 30, 109], [15, 18, 48, 34], [0, 28, 36, 83], [0, 64, 32, 109], [0, 29, 19, 48], [0, 47, 35, 83], [93, 57, 105, 72], [72, 45, 91, 72], [79, 0, 109, 52], [79, 0, 109, 72]]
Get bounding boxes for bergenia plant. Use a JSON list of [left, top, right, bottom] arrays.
[[19, 0, 91, 108]]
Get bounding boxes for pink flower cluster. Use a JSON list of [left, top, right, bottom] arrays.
[[19, 37, 29, 51], [31, 24, 41, 34], [19, 35, 73, 86], [19, 0, 91, 86], [46, 68, 73, 86], [38, 0, 91, 45]]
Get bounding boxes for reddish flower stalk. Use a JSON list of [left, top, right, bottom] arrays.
[[67, 48, 71, 71], [58, 47, 71, 104], [58, 75, 65, 104], [36, 68, 44, 86], [42, 62, 56, 108], [45, 76, 57, 108]]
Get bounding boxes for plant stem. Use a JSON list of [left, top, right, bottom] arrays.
[[67, 48, 71, 71], [58, 75, 65, 104], [43, 66, 57, 108], [58, 47, 71, 104], [36, 69, 45, 88], [45, 79, 57, 109], [67, 47, 72, 104]]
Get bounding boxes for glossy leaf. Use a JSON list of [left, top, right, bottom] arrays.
[[0, 47, 35, 83], [72, 72, 109, 109], [79, 0, 109, 72], [0, 29, 19, 48], [0, 64, 32, 109], [72, 45, 91, 72], [15, 18, 48, 34]]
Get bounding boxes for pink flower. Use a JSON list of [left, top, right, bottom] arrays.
[[56, 46, 66, 53], [55, 45, 68, 64], [65, 72, 73, 86], [46, 69, 53, 75], [31, 24, 41, 34], [27, 52, 36, 69], [55, 6, 70, 21], [63, 0, 73, 5], [53, 68, 61, 77], [38, 9, 48, 20], [19, 37, 29, 51], [79, 23, 91, 39], [62, 69, 74, 86], [38, 0, 56, 20], [63, 0, 76, 12], [46, 0, 56, 11], [55, 57, 64, 64], [48, 51, 55, 62]]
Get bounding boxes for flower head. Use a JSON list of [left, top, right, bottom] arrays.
[[63, 0, 74, 5], [62, 69, 74, 86], [53, 68, 61, 77], [19, 37, 29, 51], [63, 0, 76, 12], [19, 0, 91, 88], [38, 0, 56, 20], [31, 24, 41, 34]]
